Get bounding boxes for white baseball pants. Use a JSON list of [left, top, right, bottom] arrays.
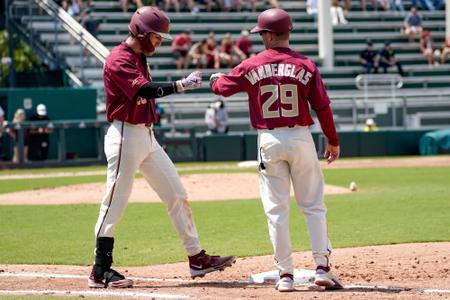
[[258, 126, 332, 276], [94, 120, 202, 256]]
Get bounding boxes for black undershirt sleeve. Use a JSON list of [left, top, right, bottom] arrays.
[[137, 82, 178, 99]]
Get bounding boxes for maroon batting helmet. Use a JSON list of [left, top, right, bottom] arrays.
[[128, 6, 172, 41], [250, 8, 293, 34]]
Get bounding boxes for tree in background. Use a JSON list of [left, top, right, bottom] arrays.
[[0, 30, 41, 87]]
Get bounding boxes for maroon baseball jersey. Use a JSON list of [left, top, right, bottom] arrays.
[[211, 47, 331, 129], [104, 42, 157, 125]]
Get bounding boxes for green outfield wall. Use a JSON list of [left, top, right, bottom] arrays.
[[200, 130, 433, 161]]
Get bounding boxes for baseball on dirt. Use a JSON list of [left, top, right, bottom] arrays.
[[349, 181, 358, 192]]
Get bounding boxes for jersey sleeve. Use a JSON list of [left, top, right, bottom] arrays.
[[211, 64, 248, 97], [307, 67, 331, 111], [107, 56, 149, 100]]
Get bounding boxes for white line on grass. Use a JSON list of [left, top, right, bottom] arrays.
[[0, 289, 188, 299]]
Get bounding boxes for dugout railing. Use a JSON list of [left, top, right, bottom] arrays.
[[0, 120, 198, 168]]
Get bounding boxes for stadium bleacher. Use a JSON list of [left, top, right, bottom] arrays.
[[9, 0, 450, 131]]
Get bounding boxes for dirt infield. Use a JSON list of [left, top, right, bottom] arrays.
[[1, 242, 449, 299]]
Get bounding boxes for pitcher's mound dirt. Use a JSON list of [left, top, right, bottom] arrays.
[[0, 173, 350, 205]]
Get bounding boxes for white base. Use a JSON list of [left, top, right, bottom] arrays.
[[249, 269, 315, 285]]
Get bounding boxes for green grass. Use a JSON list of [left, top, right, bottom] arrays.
[[0, 161, 239, 176], [0, 166, 449, 266]]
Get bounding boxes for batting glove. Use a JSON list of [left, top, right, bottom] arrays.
[[177, 71, 202, 92], [209, 72, 224, 87]]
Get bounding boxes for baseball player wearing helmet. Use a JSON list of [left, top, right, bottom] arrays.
[[210, 8, 343, 292], [88, 7, 235, 289]]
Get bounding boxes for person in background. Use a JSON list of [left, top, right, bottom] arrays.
[[121, 0, 144, 13], [235, 30, 254, 60], [440, 36, 450, 64], [172, 31, 193, 70], [204, 102, 218, 134], [187, 39, 207, 68], [164, 0, 198, 13], [218, 33, 236, 68], [330, 0, 348, 25], [306, 0, 318, 23], [81, 7, 101, 38], [404, 6, 423, 43], [63, 0, 83, 19], [203, 32, 220, 69], [214, 99, 228, 134], [379, 40, 405, 76], [6, 108, 29, 163], [28, 104, 53, 161], [359, 40, 379, 74], [389, 0, 404, 12], [419, 31, 439, 67], [363, 118, 379, 132]]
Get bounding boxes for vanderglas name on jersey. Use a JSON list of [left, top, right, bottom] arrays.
[[244, 63, 312, 86]]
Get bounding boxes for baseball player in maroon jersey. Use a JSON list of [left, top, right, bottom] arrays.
[[210, 8, 343, 292], [88, 7, 235, 289]]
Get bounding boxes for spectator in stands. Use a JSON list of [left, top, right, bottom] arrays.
[[165, 0, 199, 13], [379, 40, 405, 76], [337, 0, 351, 14], [121, 0, 144, 13], [330, 0, 347, 26], [419, 31, 439, 67], [267, 0, 279, 9], [81, 7, 101, 38], [204, 100, 228, 134], [245, 0, 257, 12], [214, 99, 228, 134], [235, 30, 254, 60], [28, 104, 53, 161], [306, 0, 318, 23], [172, 31, 193, 70], [63, 0, 83, 19], [203, 32, 220, 69], [218, 33, 236, 68], [6, 108, 29, 163], [411, 0, 443, 10], [440, 36, 450, 64], [218, 0, 243, 11], [389, 0, 404, 12], [204, 102, 218, 134], [197, 0, 215, 12], [361, 0, 375, 11], [359, 40, 379, 74], [363, 118, 379, 132], [188, 39, 207, 68], [404, 6, 423, 43]]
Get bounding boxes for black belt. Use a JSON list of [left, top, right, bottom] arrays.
[[268, 125, 295, 130]]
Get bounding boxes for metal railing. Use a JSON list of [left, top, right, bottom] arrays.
[[33, 0, 109, 64], [7, 0, 109, 86], [0, 120, 198, 168]]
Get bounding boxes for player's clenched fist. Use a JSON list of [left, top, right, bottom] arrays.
[[177, 71, 202, 91], [209, 73, 224, 87]]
